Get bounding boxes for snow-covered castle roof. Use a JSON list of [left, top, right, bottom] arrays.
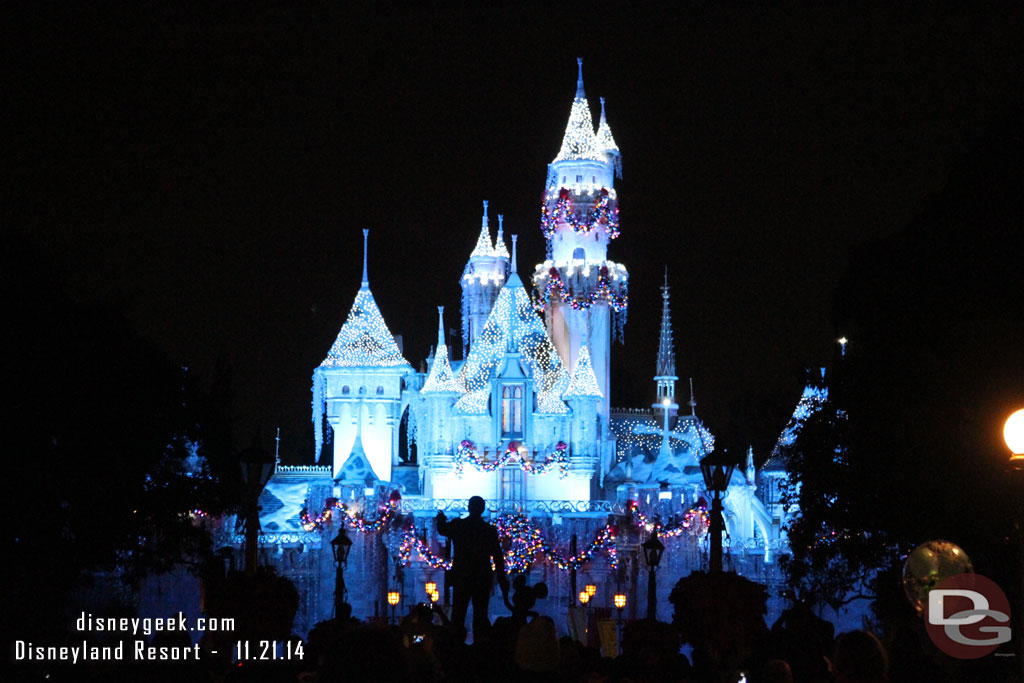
[[421, 307, 459, 394], [455, 237, 568, 414], [319, 230, 411, 370]]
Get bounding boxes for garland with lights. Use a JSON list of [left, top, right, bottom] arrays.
[[454, 440, 570, 478], [534, 265, 629, 313], [397, 514, 618, 574], [627, 499, 709, 538], [540, 188, 620, 239], [299, 492, 401, 533]]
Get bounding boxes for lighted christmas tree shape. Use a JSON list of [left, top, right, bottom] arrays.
[[596, 96, 622, 178], [421, 306, 459, 393], [493, 214, 510, 259], [470, 200, 495, 258], [563, 343, 603, 399], [553, 58, 601, 163], [320, 230, 411, 369]]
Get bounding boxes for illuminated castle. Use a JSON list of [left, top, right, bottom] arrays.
[[255, 60, 797, 633]]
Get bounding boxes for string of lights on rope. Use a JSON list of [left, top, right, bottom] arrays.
[[540, 188, 620, 239], [454, 440, 570, 478], [299, 492, 402, 533], [626, 499, 710, 539], [534, 265, 629, 313], [397, 514, 618, 574]]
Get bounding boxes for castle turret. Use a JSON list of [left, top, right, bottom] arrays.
[[533, 59, 628, 424], [461, 200, 510, 351]]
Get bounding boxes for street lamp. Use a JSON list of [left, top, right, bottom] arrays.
[[239, 436, 274, 576], [613, 592, 627, 654], [1004, 408, 1024, 677], [387, 590, 401, 625], [700, 449, 735, 573], [1005, 408, 1024, 470], [642, 530, 665, 620], [330, 525, 353, 615], [425, 581, 437, 599], [578, 590, 590, 606], [429, 589, 440, 604], [585, 584, 597, 599]]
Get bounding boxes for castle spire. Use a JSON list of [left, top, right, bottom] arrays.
[[422, 306, 458, 393], [553, 58, 600, 163], [510, 234, 518, 274], [656, 268, 676, 379], [494, 214, 510, 259], [688, 377, 697, 416], [470, 200, 493, 257], [361, 228, 369, 288], [596, 96, 623, 179]]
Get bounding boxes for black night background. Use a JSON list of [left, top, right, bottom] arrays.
[[3, 2, 1023, 682]]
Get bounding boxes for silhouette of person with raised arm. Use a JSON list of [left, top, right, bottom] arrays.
[[436, 496, 510, 640]]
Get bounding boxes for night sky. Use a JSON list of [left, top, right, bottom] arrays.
[[7, 3, 1022, 461]]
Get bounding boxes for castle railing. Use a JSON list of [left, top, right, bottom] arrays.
[[398, 499, 626, 514]]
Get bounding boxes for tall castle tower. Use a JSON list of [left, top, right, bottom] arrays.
[[461, 201, 510, 353], [532, 59, 628, 422]]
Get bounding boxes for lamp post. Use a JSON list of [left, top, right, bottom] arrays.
[[641, 530, 665, 620], [330, 525, 353, 616], [1003, 409, 1024, 677], [613, 592, 626, 654], [239, 437, 274, 576], [387, 590, 400, 625], [425, 581, 437, 600], [700, 449, 735, 574]]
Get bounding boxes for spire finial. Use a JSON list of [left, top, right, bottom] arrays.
[[483, 200, 489, 226], [361, 228, 369, 287], [437, 306, 445, 347], [575, 57, 585, 97], [511, 235, 518, 274], [600, 96, 607, 121], [688, 377, 697, 416], [662, 266, 670, 297]]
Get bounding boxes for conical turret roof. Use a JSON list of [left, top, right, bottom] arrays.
[[422, 307, 459, 393], [553, 59, 601, 163], [656, 271, 677, 378], [563, 344, 603, 399]]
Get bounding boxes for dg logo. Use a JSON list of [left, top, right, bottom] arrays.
[[924, 573, 1012, 658]]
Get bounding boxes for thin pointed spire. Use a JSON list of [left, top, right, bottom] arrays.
[[436, 306, 445, 347], [688, 377, 697, 416], [494, 214, 510, 259], [656, 269, 676, 378], [470, 200, 494, 258], [510, 234, 518, 274], [596, 96, 622, 178], [554, 60, 600, 163], [361, 228, 369, 288]]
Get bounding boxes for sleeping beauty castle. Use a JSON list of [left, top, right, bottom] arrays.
[[249, 61, 804, 635]]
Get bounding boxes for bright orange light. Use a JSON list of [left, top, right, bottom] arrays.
[[613, 593, 626, 609], [429, 590, 439, 603], [1004, 409, 1024, 456], [578, 591, 590, 605], [586, 584, 597, 597], [425, 581, 437, 595], [387, 590, 400, 606]]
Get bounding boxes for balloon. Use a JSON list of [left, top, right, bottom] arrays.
[[902, 540, 973, 615]]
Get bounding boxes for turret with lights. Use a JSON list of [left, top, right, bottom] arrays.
[[532, 59, 629, 424], [461, 200, 510, 353]]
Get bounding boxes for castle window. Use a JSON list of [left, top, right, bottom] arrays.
[[501, 385, 524, 438], [342, 386, 350, 395], [376, 385, 384, 395], [576, 175, 583, 183], [572, 247, 586, 261]]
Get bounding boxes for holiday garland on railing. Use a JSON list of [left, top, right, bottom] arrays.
[[540, 188, 620, 239], [627, 498, 710, 538], [397, 513, 618, 574], [299, 491, 402, 533], [533, 265, 629, 313], [455, 440, 570, 478]]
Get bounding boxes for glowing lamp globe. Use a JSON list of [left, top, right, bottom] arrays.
[[586, 584, 597, 597], [425, 581, 437, 596], [578, 591, 590, 605], [1004, 409, 1024, 469], [429, 590, 439, 604], [613, 593, 626, 610], [387, 590, 400, 607]]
